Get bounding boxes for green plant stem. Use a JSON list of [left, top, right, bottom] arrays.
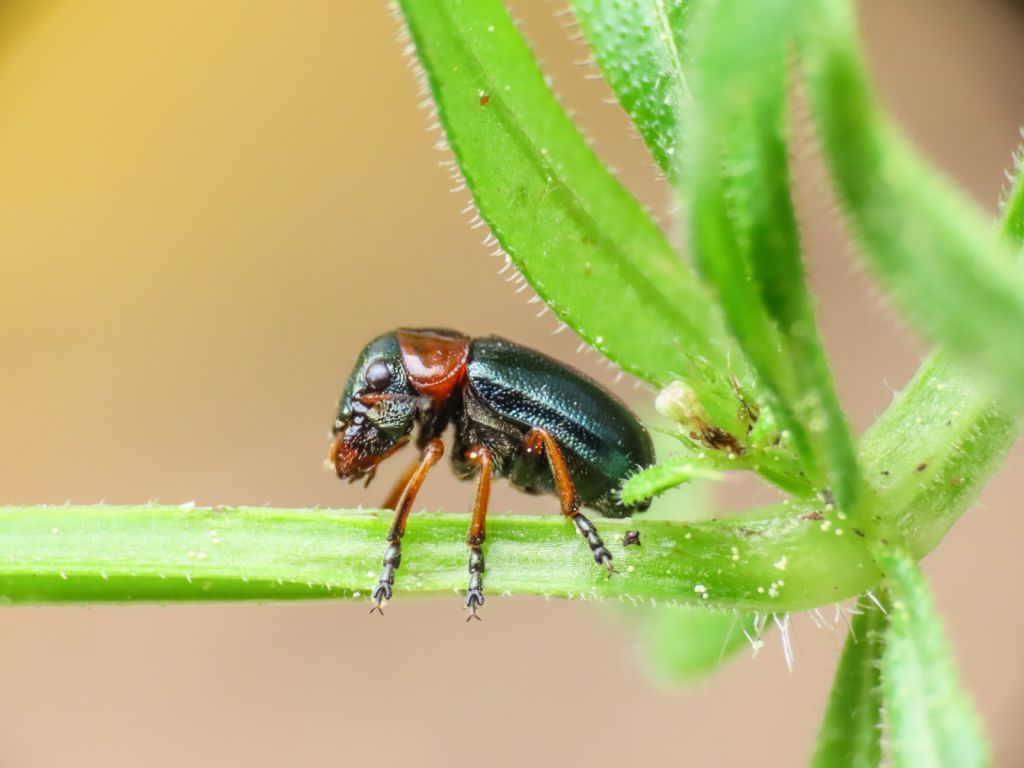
[[0, 504, 879, 610], [859, 351, 1016, 556]]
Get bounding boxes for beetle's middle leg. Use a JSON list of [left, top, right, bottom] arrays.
[[371, 437, 444, 613], [523, 428, 614, 574], [463, 444, 492, 621]]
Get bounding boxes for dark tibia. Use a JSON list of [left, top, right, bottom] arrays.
[[572, 512, 614, 574], [466, 547, 485, 621], [523, 427, 614, 576], [370, 541, 401, 613], [464, 444, 491, 620]]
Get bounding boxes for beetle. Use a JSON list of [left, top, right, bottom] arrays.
[[328, 328, 655, 618]]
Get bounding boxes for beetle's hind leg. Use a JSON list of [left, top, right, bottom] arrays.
[[463, 444, 492, 621], [371, 438, 444, 613], [523, 428, 614, 575]]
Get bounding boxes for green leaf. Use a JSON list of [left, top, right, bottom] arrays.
[[570, 0, 690, 175], [0, 504, 883, 612], [1001, 137, 1024, 247], [812, 593, 888, 768], [860, 140, 1024, 551], [621, 446, 816, 504], [641, 605, 759, 683], [619, 457, 724, 506], [802, 0, 1024, 400], [684, 0, 868, 521], [879, 548, 989, 768], [396, 0, 743, 432]]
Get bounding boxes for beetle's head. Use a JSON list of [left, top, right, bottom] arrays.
[[329, 334, 424, 482]]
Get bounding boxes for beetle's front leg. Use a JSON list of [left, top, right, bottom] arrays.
[[371, 438, 444, 613], [523, 428, 614, 575], [463, 444, 492, 621]]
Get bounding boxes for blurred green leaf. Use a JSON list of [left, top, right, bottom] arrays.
[[843, 146, 1021, 766], [860, 139, 1024, 554], [802, 0, 1024, 401], [396, 0, 745, 431], [626, 440, 763, 685], [570, 0, 690, 175], [879, 548, 989, 768], [642, 606, 759, 683], [685, 0, 867, 521], [812, 594, 888, 768]]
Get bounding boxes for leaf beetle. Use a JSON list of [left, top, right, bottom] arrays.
[[329, 329, 655, 618]]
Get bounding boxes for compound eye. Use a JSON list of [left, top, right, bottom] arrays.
[[364, 359, 392, 391]]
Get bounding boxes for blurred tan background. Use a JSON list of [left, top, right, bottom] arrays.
[[0, 1, 1022, 765]]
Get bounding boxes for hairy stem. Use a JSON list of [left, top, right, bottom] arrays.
[[1, 503, 878, 611]]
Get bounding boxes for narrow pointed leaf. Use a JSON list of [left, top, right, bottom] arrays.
[[802, 0, 1024, 400], [396, 0, 741, 427], [619, 457, 724, 505], [812, 594, 888, 768], [621, 446, 816, 504], [1001, 139, 1024, 247], [685, 0, 868, 521], [880, 548, 989, 768], [570, 0, 691, 175]]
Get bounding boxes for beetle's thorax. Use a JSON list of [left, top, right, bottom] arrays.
[[395, 328, 471, 410]]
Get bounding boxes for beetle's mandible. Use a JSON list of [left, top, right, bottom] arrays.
[[329, 328, 655, 618]]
